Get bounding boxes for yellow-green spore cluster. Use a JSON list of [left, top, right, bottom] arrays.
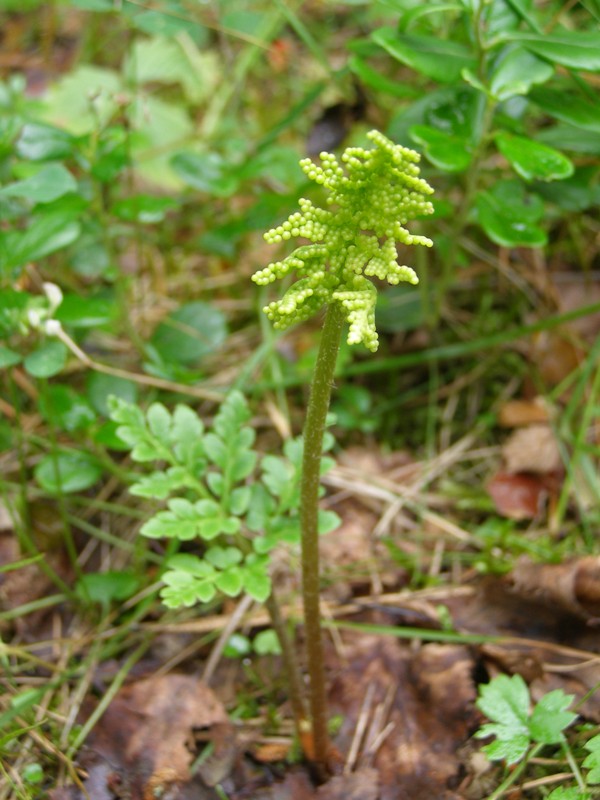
[[252, 130, 434, 352]]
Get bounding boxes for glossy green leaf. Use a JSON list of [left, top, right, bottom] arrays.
[[55, 294, 115, 328], [150, 301, 228, 364], [490, 47, 553, 100], [23, 341, 67, 378], [410, 125, 472, 171], [348, 55, 416, 98], [495, 132, 574, 181], [0, 164, 77, 204], [34, 452, 102, 494], [372, 29, 476, 83], [508, 30, 600, 72], [529, 87, 600, 133], [476, 181, 547, 248]]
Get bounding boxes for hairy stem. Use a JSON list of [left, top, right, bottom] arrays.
[[300, 302, 345, 775]]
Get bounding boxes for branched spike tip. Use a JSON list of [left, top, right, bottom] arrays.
[[252, 130, 434, 351]]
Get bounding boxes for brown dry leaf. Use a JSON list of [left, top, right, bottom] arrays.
[[508, 556, 600, 621], [81, 674, 234, 800], [316, 767, 379, 800], [502, 424, 562, 474], [486, 471, 550, 519], [528, 329, 581, 388], [498, 398, 552, 427], [446, 569, 600, 722], [328, 633, 477, 800]]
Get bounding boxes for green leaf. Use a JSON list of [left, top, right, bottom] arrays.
[[348, 55, 417, 98], [490, 46, 554, 100], [205, 546, 243, 570], [147, 402, 171, 440], [583, 734, 600, 783], [475, 181, 547, 248], [34, 452, 102, 494], [475, 674, 531, 763], [111, 194, 178, 223], [160, 555, 217, 607], [318, 509, 341, 534], [140, 498, 239, 541], [17, 123, 74, 161], [150, 301, 228, 365], [507, 30, 600, 72], [529, 689, 577, 744], [55, 294, 115, 329], [547, 788, 589, 800], [409, 125, 472, 171], [87, 373, 138, 416], [242, 555, 271, 602], [170, 151, 238, 197], [253, 629, 282, 656], [529, 87, 600, 133], [40, 384, 96, 431], [129, 467, 190, 499], [215, 568, 244, 597], [76, 570, 139, 606], [372, 28, 476, 83], [23, 341, 67, 378], [0, 164, 77, 204], [0, 345, 21, 368], [495, 132, 574, 181], [2, 210, 81, 271]]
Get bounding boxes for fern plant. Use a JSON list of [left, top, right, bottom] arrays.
[[108, 390, 338, 737], [253, 129, 434, 773]]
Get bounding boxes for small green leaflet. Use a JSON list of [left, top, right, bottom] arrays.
[[475, 674, 577, 765]]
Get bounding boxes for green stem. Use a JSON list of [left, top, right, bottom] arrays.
[[300, 302, 345, 775]]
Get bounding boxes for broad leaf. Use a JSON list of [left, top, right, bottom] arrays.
[[495, 132, 574, 181], [372, 29, 476, 83], [490, 46, 553, 100], [507, 30, 600, 72]]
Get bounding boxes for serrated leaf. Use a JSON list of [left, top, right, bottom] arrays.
[[146, 402, 171, 439], [205, 546, 243, 570], [547, 787, 589, 800], [479, 732, 531, 765], [203, 432, 227, 467], [529, 690, 577, 744], [242, 555, 271, 602], [170, 404, 205, 466], [129, 466, 189, 499], [229, 485, 251, 515], [215, 567, 244, 597], [476, 674, 530, 730], [318, 509, 341, 534], [583, 734, 600, 784]]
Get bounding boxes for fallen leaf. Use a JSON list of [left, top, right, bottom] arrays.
[[486, 471, 550, 519], [501, 424, 562, 474], [498, 398, 552, 427], [316, 767, 379, 800], [80, 674, 234, 800]]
